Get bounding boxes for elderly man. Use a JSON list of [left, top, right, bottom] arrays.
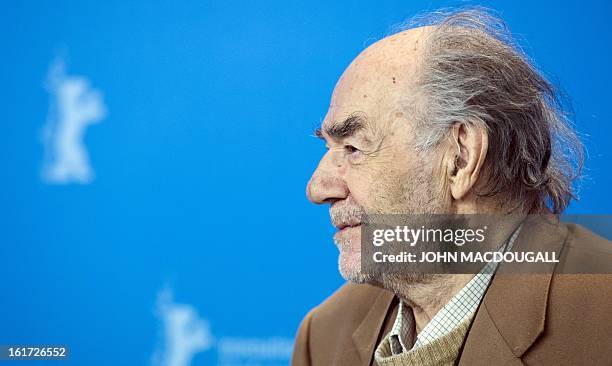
[[292, 9, 612, 366]]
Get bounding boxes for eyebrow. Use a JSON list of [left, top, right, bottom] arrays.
[[314, 112, 368, 141]]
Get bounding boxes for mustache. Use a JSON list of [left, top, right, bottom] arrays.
[[330, 197, 365, 228]]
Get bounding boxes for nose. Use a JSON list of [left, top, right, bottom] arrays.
[[306, 152, 349, 204]]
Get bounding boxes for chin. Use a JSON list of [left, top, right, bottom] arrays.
[[338, 251, 375, 284]]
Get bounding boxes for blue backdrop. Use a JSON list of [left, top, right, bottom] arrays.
[[1, 1, 611, 365]]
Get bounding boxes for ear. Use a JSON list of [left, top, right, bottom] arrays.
[[447, 122, 488, 200]]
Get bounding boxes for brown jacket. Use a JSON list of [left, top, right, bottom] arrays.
[[292, 219, 612, 366]]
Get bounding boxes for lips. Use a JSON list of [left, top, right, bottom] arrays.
[[332, 214, 362, 231], [335, 221, 361, 231]]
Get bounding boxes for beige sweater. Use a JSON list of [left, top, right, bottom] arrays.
[[374, 316, 472, 366]]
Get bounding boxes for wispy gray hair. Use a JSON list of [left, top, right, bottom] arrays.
[[399, 7, 583, 214]]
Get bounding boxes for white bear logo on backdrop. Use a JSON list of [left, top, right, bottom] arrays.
[[153, 287, 293, 366], [153, 288, 214, 366], [42, 57, 107, 184]]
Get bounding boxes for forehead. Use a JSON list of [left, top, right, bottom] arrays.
[[323, 29, 426, 132]]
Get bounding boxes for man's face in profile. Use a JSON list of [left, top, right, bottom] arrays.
[[306, 29, 450, 282]]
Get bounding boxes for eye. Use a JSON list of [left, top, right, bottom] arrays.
[[344, 145, 363, 163], [344, 145, 358, 154]]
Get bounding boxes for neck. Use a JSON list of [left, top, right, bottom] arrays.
[[397, 274, 474, 333]]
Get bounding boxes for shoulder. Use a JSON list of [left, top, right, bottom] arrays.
[[562, 222, 612, 260], [556, 222, 612, 273]]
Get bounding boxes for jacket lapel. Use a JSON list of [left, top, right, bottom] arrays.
[[460, 215, 568, 364], [351, 288, 395, 366]]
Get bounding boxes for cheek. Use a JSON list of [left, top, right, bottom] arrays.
[[344, 169, 378, 207], [350, 160, 427, 212]]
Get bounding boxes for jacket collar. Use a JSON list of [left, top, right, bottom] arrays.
[[351, 287, 395, 366]]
